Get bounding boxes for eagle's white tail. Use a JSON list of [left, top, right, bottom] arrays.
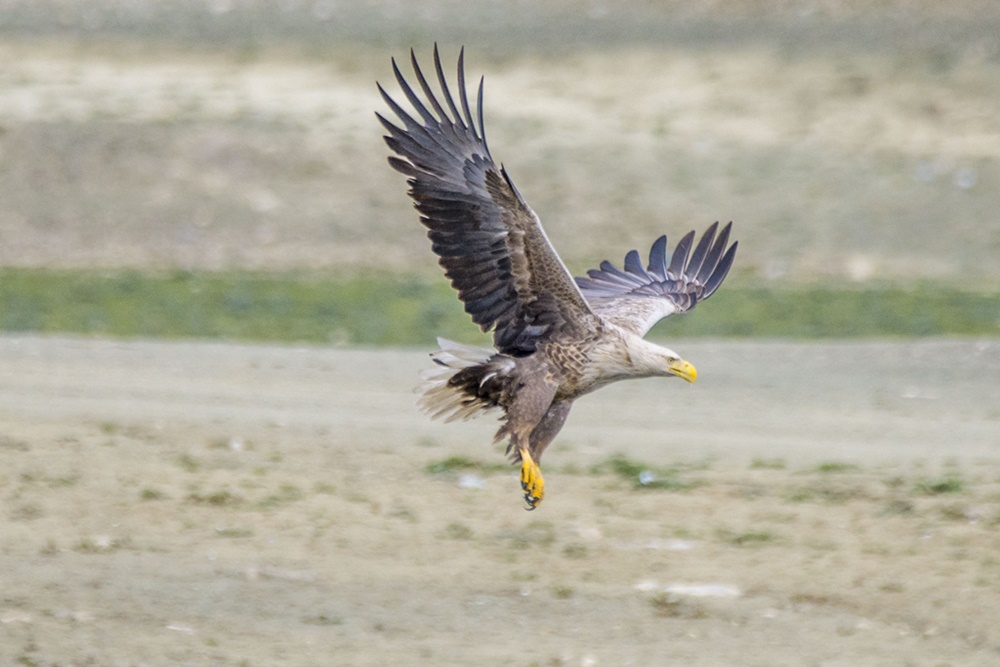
[[419, 338, 513, 422]]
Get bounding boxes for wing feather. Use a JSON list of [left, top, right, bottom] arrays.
[[379, 45, 596, 355], [703, 243, 738, 296], [433, 47, 466, 130], [648, 235, 668, 277], [694, 222, 732, 284], [575, 223, 738, 336], [409, 50, 450, 121], [667, 230, 695, 278], [684, 221, 718, 279], [457, 53, 477, 130], [623, 249, 650, 280]]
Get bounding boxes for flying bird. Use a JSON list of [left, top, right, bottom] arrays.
[[377, 46, 737, 510]]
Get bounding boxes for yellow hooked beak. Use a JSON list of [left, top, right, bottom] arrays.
[[668, 359, 697, 384]]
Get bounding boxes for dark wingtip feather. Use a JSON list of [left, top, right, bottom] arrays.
[[387, 155, 417, 176], [410, 47, 448, 122], [703, 240, 738, 298], [667, 230, 695, 277], [685, 221, 718, 279], [456, 47, 477, 136], [693, 221, 732, 284], [648, 235, 668, 277], [378, 76, 421, 133], [623, 249, 645, 276], [374, 109, 408, 141], [477, 75, 489, 155], [375, 81, 395, 112], [391, 53, 438, 126], [432, 44, 464, 128]]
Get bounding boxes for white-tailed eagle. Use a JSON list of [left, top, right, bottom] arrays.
[[377, 46, 737, 509]]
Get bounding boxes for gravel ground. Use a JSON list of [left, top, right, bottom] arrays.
[[0, 335, 998, 665]]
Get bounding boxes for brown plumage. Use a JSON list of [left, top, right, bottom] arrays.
[[377, 46, 737, 509]]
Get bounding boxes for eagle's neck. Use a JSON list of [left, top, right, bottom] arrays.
[[586, 328, 681, 382], [621, 333, 683, 378]]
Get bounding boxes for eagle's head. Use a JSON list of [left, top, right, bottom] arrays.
[[618, 334, 698, 384]]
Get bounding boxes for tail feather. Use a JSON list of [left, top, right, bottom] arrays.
[[418, 338, 514, 423]]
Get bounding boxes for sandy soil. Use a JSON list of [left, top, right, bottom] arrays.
[[1, 5, 999, 664], [1, 334, 998, 666]]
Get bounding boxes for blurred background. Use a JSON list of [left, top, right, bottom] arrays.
[[2, 6, 1000, 665], [1, 0, 998, 343]]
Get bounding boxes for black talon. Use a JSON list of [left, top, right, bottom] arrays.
[[523, 491, 540, 510]]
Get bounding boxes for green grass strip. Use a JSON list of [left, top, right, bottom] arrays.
[[656, 284, 999, 338], [0, 268, 996, 344]]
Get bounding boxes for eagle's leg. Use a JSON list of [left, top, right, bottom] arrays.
[[504, 379, 563, 510], [529, 401, 573, 464], [518, 446, 544, 511], [507, 423, 546, 510], [518, 400, 573, 508]]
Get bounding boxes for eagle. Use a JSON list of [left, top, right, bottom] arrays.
[[377, 46, 737, 510]]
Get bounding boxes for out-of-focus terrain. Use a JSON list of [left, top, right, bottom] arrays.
[[1, 3, 999, 665], [1, 335, 999, 666], [0, 1, 998, 287]]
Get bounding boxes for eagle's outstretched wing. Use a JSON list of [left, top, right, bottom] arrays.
[[575, 222, 738, 337], [377, 46, 596, 356]]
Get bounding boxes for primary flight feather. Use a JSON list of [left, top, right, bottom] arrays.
[[377, 46, 737, 509]]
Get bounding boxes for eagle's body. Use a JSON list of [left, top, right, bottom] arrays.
[[377, 47, 737, 509]]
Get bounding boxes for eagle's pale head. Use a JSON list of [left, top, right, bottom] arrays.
[[619, 334, 697, 384]]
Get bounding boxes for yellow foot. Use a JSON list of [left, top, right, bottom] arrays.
[[519, 449, 545, 510]]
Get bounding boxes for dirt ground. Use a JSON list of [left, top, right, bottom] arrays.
[[1, 334, 998, 666], [1, 3, 999, 665]]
